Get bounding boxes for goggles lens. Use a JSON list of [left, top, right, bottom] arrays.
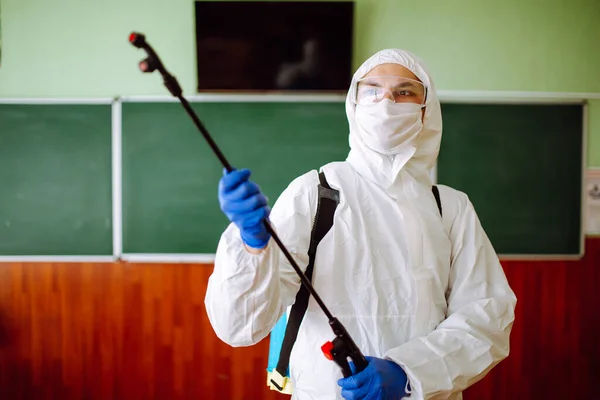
[[352, 76, 426, 106]]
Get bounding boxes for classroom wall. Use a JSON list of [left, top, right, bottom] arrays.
[[1, 1, 600, 399], [0, 0, 599, 165]]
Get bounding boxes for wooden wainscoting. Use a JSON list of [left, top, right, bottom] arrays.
[[0, 238, 599, 399]]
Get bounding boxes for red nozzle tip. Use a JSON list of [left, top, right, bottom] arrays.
[[321, 341, 334, 360], [129, 32, 146, 48]]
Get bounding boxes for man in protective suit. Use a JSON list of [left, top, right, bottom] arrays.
[[205, 48, 517, 400]]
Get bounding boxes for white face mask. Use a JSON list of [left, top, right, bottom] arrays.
[[354, 101, 423, 155]]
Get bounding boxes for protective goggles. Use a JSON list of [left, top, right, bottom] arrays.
[[350, 76, 427, 106]]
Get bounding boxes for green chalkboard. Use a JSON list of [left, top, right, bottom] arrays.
[[437, 103, 583, 256], [0, 104, 113, 255], [121, 101, 350, 254], [122, 100, 583, 256]]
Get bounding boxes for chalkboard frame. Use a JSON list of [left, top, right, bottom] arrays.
[[0, 98, 118, 262], [0, 93, 588, 261], [434, 95, 587, 260], [117, 94, 348, 263], [118, 93, 587, 261]]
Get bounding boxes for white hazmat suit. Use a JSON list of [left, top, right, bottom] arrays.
[[205, 49, 517, 400]]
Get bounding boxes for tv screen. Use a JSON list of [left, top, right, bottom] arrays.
[[194, 1, 354, 92]]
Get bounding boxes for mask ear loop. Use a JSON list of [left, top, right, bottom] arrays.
[[351, 79, 361, 106], [420, 85, 428, 109]]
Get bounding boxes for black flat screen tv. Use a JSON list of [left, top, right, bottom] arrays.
[[195, 1, 354, 92]]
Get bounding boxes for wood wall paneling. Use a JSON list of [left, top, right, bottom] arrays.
[[1, 238, 599, 399]]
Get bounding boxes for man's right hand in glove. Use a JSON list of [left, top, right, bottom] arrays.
[[218, 168, 271, 250]]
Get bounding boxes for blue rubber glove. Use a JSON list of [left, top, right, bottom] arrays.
[[338, 356, 409, 400], [218, 168, 271, 249]]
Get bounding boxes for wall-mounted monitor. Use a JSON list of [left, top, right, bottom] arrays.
[[195, 1, 354, 92]]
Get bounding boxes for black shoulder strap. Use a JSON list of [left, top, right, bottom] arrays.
[[432, 185, 442, 217], [272, 171, 339, 387]]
